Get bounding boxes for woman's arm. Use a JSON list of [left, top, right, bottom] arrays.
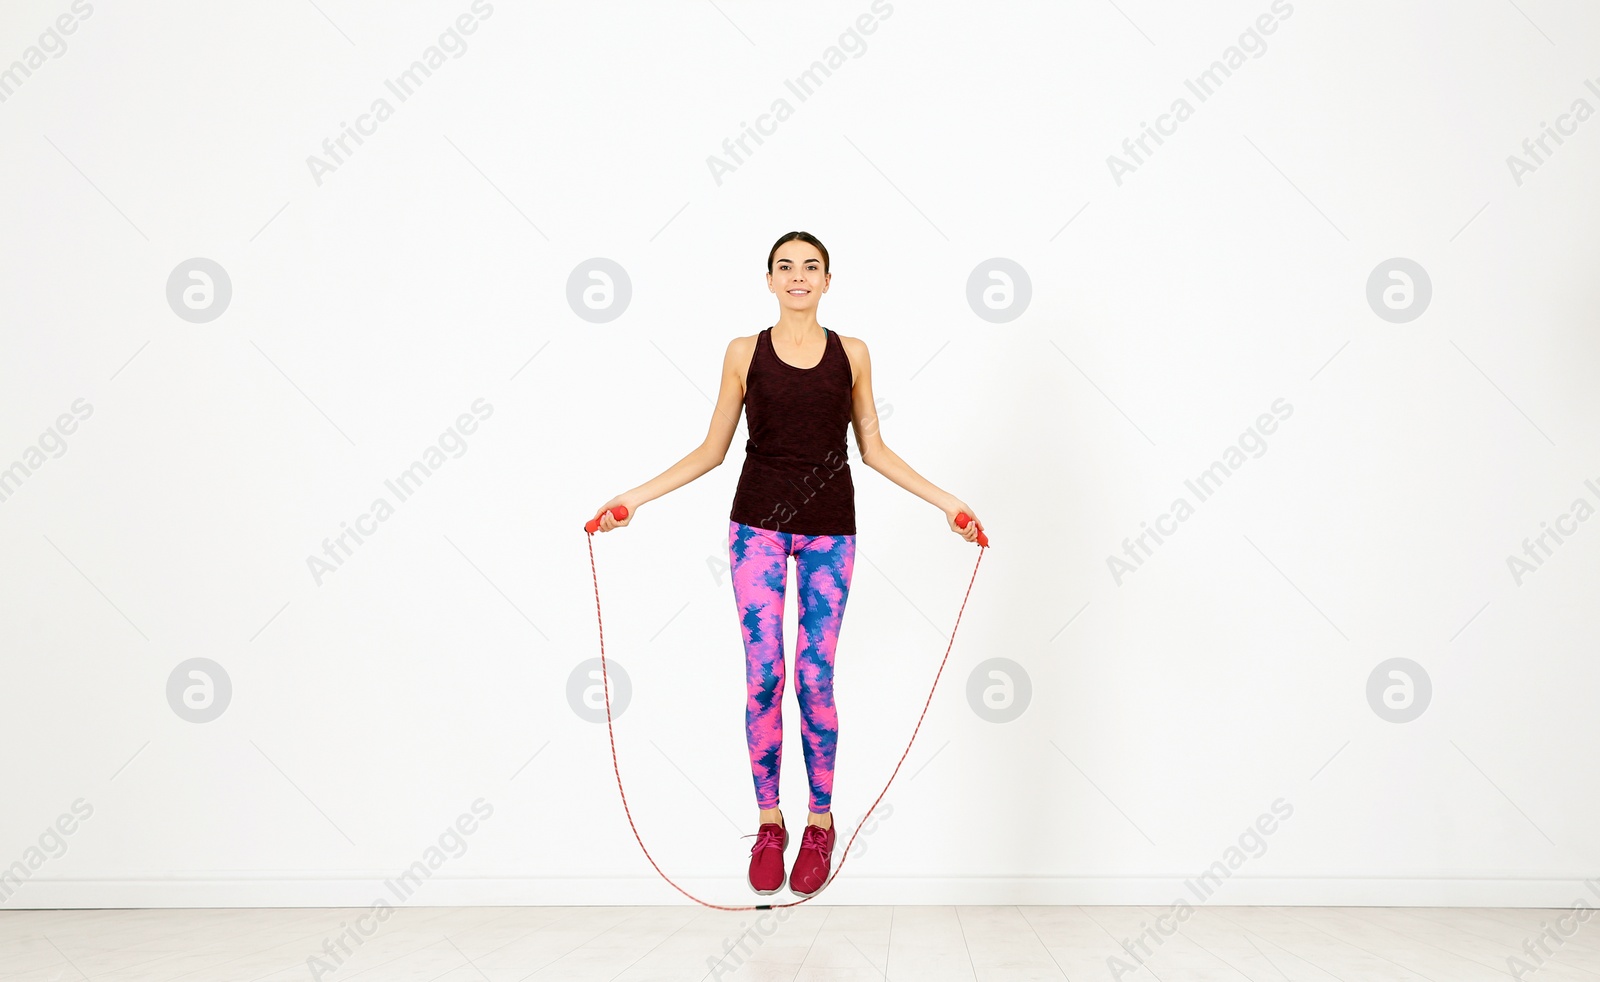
[[591, 337, 750, 531], [844, 336, 983, 543]]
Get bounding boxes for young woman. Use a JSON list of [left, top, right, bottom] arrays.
[[589, 230, 983, 898]]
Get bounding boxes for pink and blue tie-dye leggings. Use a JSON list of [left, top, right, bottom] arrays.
[[728, 520, 856, 815]]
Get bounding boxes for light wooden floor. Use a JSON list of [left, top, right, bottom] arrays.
[[2, 905, 1595, 981]]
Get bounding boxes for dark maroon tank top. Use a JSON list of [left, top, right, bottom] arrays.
[[729, 326, 856, 536]]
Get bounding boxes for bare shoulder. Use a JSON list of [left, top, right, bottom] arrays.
[[728, 332, 759, 389], [837, 333, 868, 387], [727, 332, 758, 365]]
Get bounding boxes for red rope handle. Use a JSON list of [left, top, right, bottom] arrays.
[[585, 526, 985, 910]]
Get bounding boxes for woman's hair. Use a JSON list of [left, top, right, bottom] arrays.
[[767, 231, 829, 275]]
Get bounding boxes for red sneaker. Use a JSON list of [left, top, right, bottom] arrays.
[[744, 816, 787, 895], [788, 821, 836, 898]]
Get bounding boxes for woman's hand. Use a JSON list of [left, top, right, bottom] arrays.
[[591, 495, 638, 533], [944, 500, 983, 544]]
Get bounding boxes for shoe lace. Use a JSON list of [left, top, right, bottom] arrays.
[[797, 823, 831, 858], [742, 824, 785, 854]]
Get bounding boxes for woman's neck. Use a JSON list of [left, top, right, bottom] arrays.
[[772, 312, 823, 344]]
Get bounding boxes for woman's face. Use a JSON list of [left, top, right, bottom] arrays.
[[767, 241, 829, 313]]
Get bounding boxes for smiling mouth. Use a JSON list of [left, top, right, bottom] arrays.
[[788, 289, 809, 295]]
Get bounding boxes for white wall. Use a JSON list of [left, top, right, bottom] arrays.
[[2, 0, 1598, 912]]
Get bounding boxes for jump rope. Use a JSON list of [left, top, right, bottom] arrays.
[[584, 504, 988, 911]]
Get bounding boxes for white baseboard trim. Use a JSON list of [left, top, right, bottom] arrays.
[[3, 875, 1592, 908]]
